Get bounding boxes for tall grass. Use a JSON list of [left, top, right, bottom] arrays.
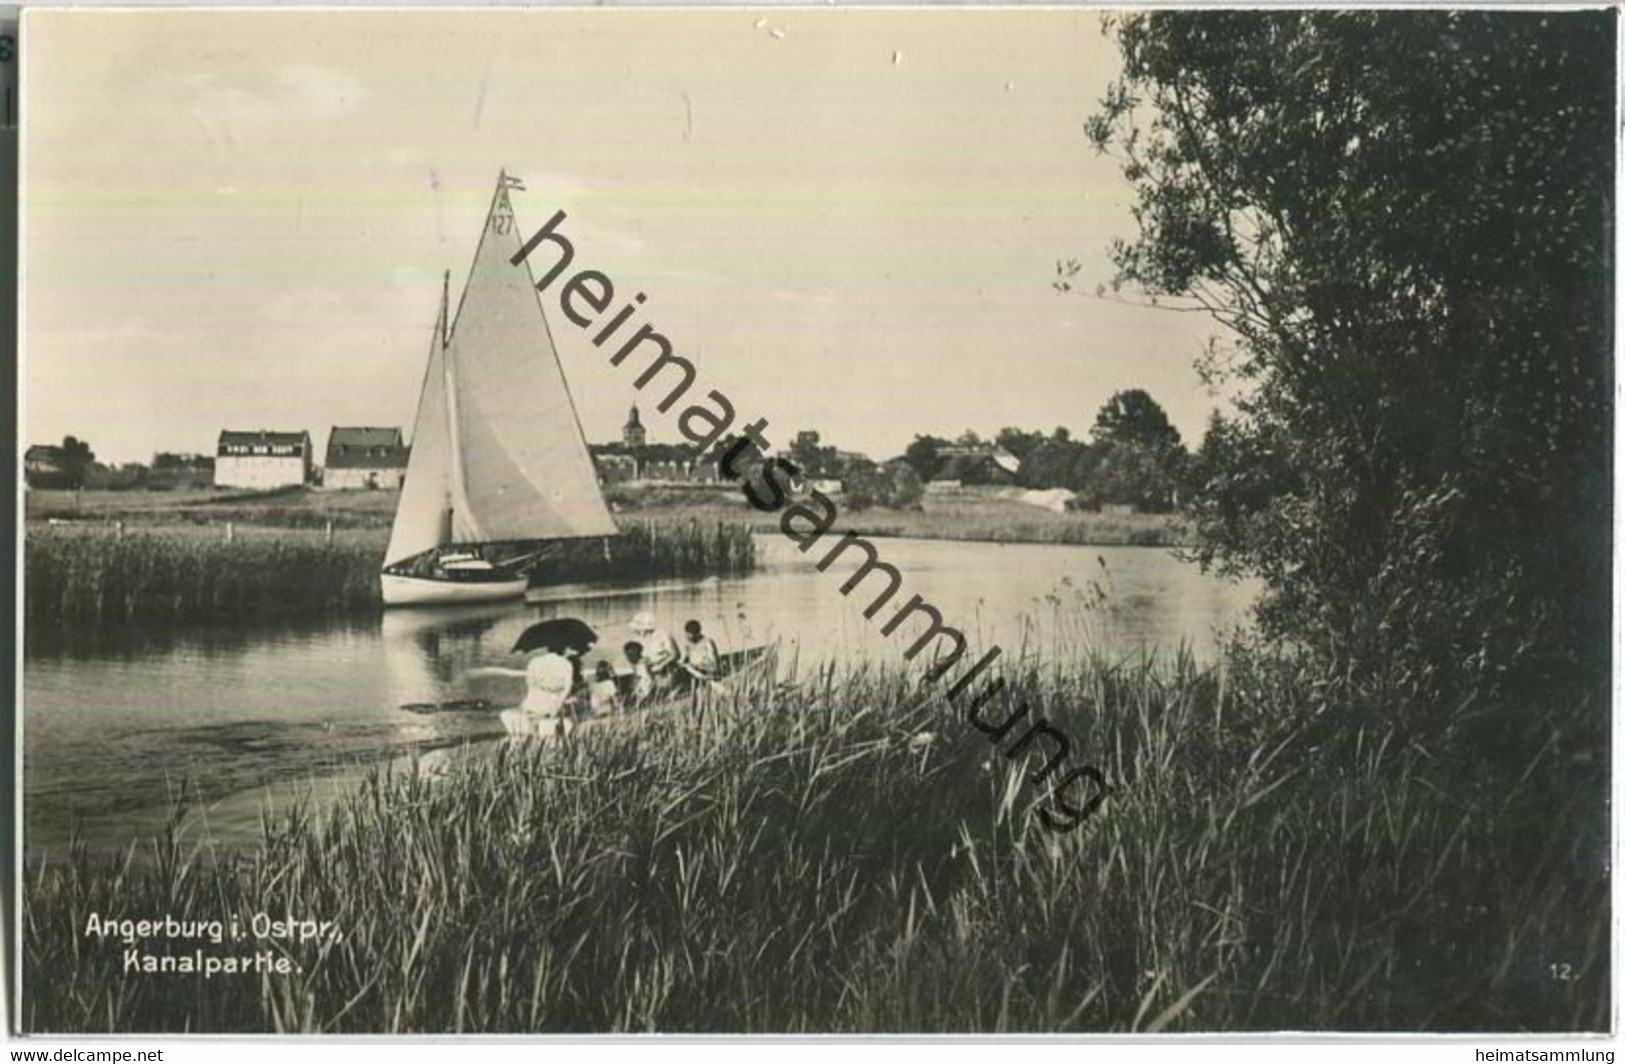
[[21, 650, 1606, 1033], [24, 528, 381, 626], [546, 519, 755, 584], [25, 521, 756, 628]]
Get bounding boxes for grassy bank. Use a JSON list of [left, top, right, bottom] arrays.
[[605, 485, 1192, 548], [28, 486, 1192, 548], [25, 487, 400, 530], [837, 502, 1185, 547], [24, 519, 755, 628], [21, 651, 1605, 1033]]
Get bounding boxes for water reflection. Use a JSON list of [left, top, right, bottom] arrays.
[[23, 537, 1259, 854]]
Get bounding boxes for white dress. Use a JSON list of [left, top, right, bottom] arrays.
[[500, 652, 577, 739]]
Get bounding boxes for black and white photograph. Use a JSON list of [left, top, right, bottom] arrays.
[[13, 6, 1615, 1036]]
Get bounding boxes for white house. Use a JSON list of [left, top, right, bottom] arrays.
[[214, 429, 312, 490], [322, 426, 408, 490]]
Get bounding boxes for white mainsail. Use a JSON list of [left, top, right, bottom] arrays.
[[445, 181, 618, 545], [383, 177, 617, 571]]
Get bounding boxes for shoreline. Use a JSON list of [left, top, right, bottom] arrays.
[[24, 486, 1195, 549], [22, 515, 755, 629]]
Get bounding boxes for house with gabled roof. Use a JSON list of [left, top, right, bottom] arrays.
[[214, 429, 313, 490], [925, 444, 1022, 492], [322, 426, 408, 490], [24, 445, 69, 489]]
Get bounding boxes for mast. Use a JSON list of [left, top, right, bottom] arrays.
[[442, 271, 482, 545]]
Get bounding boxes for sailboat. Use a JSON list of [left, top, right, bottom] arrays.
[[381, 173, 619, 607]]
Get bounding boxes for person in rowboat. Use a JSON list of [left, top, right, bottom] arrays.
[[681, 619, 722, 683], [629, 612, 681, 696], [469, 640, 577, 741], [622, 640, 654, 704]]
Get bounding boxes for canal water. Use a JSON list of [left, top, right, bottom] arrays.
[[22, 536, 1259, 855]]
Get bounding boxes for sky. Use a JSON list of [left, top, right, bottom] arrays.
[[23, 8, 1226, 466]]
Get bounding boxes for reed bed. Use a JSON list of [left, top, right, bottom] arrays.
[[21, 651, 1606, 1033], [24, 527, 382, 626], [549, 519, 755, 583], [24, 520, 756, 628]]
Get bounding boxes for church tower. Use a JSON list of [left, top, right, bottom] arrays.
[[623, 404, 646, 449]]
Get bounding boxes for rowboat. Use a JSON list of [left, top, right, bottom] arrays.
[[400, 644, 778, 726]]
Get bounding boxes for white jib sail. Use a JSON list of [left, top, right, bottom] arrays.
[[445, 183, 619, 544], [383, 300, 455, 568]]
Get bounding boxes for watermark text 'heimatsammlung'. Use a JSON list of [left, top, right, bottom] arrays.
[[509, 206, 1110, 832]]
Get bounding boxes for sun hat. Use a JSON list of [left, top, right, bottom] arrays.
[[629, 611, 656, 633]]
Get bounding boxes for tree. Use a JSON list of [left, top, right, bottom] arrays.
[[995, 427, 1048, 461], [1017, 435, 1092, 493], [885, 462, 925, 509], [901, 435, 949, 482], [59, 436, 96, 489], [1087, 11, 1614, 699], [1094, 442, 1182, 512], [787, 430, 839, 478], [844, 459, 925, 512], [1089, 390, 1188, 510], [708, 432, 767, 483], [1091, 389, 1183, 455]]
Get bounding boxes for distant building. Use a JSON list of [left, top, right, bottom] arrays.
[[641, 457, 720, 484], [589, 411, 723, 485], [24, 445, 68, 488], [322, 426, 408, 490], [926, 445, 1021, 492], [215, 430, 313, 490], [622, 405, 647, 449]]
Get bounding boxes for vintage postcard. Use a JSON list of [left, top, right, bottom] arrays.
[[13, 5, 1615, 1037]]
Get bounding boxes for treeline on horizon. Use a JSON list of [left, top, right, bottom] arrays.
[[696, 386, 1196, 514], [31, 383, 1202, 516], [898, 387, 1195, 512]]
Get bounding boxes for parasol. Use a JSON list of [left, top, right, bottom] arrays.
[[511, 617, 599, 655]]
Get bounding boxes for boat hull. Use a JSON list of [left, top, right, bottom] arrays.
[[399, 645, 779, 717], [381, 571, 529, 607]]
